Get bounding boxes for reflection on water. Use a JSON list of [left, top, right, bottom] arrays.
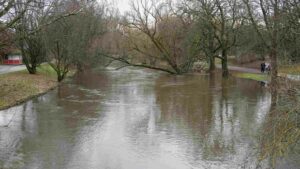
[[0, 68, 297, 169]]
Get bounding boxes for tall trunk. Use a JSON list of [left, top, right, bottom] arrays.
[[22, 55, 37, 74], [27, 66, 37, 74], [221, 49, 229, 77], [56, 68, 68, 82], [270, 21, 278, 88], [270, 0, 279, 89], [171, 63, 181, 75], [209, 55, 215, 71], [270, 47, 278, 87], [208, 28, 215, 72], [57, 72, 64, 82], [270, 86, 278, 112]]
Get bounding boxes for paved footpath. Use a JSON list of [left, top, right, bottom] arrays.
[[217, 64, 300, 81], [0, 65, 26, 75], [216, 64, 261, 73]]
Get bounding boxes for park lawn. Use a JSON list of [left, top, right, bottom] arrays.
[[0, 64, 58, 110], [234, 72, 270, 82]]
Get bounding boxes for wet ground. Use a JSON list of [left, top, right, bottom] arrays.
[[0, 68, 298, 169]]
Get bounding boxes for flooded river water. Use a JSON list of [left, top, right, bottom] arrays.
[[0, 68, 298, 169]]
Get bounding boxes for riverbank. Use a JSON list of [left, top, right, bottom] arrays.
[[0, 65, 59, 110], [217, 60, 300, 82]]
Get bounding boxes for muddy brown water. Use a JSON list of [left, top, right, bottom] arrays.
[[0, 68, 298, 169]]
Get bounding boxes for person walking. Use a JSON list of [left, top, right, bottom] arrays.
[[261, 62, 266, 73], [265, 63, 271, 74]]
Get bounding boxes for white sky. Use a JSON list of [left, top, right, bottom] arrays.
[[115, 0, 131, 14]]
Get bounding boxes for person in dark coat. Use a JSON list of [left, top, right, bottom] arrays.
[[261, 62, 266, 73]]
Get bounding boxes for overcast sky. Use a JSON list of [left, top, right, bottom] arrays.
[[115, 0, 131, 14]]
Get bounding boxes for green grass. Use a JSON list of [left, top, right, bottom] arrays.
[[18, 64, 57, 77], [234, 73, 270, 82], [37, 64, 57, 77]]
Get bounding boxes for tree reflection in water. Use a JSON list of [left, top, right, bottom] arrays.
[[154, 73, 272, 168], [1, 69, 299, 169]]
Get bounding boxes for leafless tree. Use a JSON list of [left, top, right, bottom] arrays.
[[0, 0, 34, 32], [105, 0, 195, 74], [181, 0, 244, 77], [243, 0, 292, 85], [45, 0, 104, 81]]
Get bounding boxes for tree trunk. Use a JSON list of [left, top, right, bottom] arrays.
[[170, 62, 182, 75], [24, 61, 37, 74], [221, 49, 229, 77], [56, 70, 64, 82], [270, 47, 278, 87], [27, 66, 37, 74], [209, 55, 215, 71], [57, 74, 64, 82]]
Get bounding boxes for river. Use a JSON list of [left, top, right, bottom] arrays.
[[0, 68, 298, 169]]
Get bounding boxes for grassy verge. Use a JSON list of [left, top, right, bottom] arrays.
[[234, 72, 270, 82], [0, 64, 58, 110], [232, 64, 300, 82]]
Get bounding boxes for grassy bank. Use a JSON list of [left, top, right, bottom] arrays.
[[233, 72, 270, 82], [0, 64, 58, 110]]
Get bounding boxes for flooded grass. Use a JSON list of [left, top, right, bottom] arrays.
[[234, 72, 270, 82], [0, 64, 57, 110]]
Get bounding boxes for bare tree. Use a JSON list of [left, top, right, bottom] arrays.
[[0, 0, 33, 32], [15, 0, 47, 74], [182, 0, 243, 77], [105, 0, 195, 74], [215, 0, 244, 77], [181, 0, 221, 71], [14, 0, 87, 74], [45, 0, 104, 81], [243, 0, 287, 85]]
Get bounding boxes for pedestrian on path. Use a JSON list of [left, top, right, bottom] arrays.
[[261, 62, 266, 73]]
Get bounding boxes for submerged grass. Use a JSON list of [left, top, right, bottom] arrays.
[[0, 64, 58, 110], [234, 72, 270, 82]]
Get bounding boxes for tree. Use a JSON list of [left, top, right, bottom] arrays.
[[0, 0, 33, 32], [18, 31, 46, 74], [15, 0, 47, 74], [234, 24, 268, 63], [182, 0, 243, 77], [277, 1, 300, 63], [44, 0, 104, 81], [14, 0, 89, 74], [213, 0, 243, 77], [105, 0, 195, 74], [243, 0, 288, 85], [182, 0, 221, 71]]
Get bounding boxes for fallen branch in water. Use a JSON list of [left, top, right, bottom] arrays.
[[99, 53, 177, 74]]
